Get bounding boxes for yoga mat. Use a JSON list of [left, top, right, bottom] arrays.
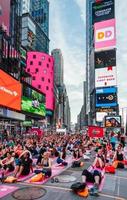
[[0, 185, 18, 199]]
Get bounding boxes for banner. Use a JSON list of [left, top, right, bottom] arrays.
[[92, 0, 114, 24], [88, 126, 104, 138], [0, 70, 21, 111], [95, 66, 117, 87], [96, 87, 117, 108], [94, 19, 116, 51], [95, 49, 116, 68]]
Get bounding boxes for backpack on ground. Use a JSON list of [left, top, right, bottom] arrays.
[[71, 182, 86, 193]]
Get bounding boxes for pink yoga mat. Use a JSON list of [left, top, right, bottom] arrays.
[[18, 173, 34, 181], [0, 185, 18, 198]]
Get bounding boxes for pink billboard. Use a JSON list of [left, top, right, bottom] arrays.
[[26, 52, 54, 111], [94, 19, 116, 51], [0, 0, 10, 35]]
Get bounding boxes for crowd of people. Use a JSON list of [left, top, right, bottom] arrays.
[[0, 130, 127, 195]]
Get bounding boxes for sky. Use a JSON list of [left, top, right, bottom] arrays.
[[48, 0, 127, 123]]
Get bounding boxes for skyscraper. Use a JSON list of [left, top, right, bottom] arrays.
[[51, 49, 64, 87], [86, 0, 118, 125]]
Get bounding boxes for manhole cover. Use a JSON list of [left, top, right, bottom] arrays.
[[12, 187, 46, 200], [55, 175, 76, 183]]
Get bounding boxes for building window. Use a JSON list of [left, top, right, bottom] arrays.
[[46, 86, 49, 90], [47, 63, 49, 68], [48, 79, 50, 83], [38, 85, 41, 89], [30, 61, 33, 65], [33, 54, 36, 59], [42, 56, 45, 60], [27, 68, 30, 72], [33, 76, 36, 80], [39, 61, 42, 66], [48, 58, 51, 62], [42, 77, 44, 81], [35, 68, 39, 73]]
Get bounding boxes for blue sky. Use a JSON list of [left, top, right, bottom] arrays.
[[49, 0, 127, 123]]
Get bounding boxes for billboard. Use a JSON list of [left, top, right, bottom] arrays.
[[95, 66, 117, 88], [88, 126, 104, 138], [105, 116, 121, 127], [96, 87, 117, 108], [0, 0, 10, 35], [0, 69, 21, 111], [92, 0, 114, 24], [96, 112, 107, 122], [94, 19, 116, 51], [22, 85, 46, 117], [95, 49, 116, 68], [96, 107, 117, 113]]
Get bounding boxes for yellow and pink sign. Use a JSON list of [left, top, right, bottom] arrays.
[[94, 19, 116, 51]]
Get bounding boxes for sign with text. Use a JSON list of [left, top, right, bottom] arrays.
[[94, 19, 116, 51], [92, 0, 114, 24], [0, 69, 21, 111], [88, 126, 104, 138], [95, 66, 117, 87], [96, 87, 117, 108]]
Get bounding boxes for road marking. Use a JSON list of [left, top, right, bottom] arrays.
[[107, 174, 127, 180], [17, 182, 126, 200]]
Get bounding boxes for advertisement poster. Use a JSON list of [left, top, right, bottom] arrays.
[[95, 66, 117, 87], [88, 126, 104, 138], [95, 49, 116, 68], [92, 0, 114, 24], [96, 87, 117, 108], [22, 85, 46, 116], [94, 19, 116, 51], [0, 69, 21, 111], [105, 116, 121, 127], [0, 0, 10, 35]]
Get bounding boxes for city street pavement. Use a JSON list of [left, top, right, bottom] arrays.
[[1, 161, 127, 200]]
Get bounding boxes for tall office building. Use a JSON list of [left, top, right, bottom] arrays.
[[86, 0, 118, 125], [51, 49, 64, 87], [31, 0, 49, 37]]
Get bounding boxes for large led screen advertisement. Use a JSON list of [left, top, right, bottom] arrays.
[[95, 49, 116, 68], [0, 69, 21, 111], [92, 0, 114, 24], [94, 19, 116, 51], [22, 85, 46, 117], [0, 0, 10, 35], [95, 66, 117, 88], [96, 87, 117, 108], [105, 116, 121, 127]]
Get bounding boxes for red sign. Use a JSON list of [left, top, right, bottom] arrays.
[[88, 126, 104, 138], [0, 70, 22, 111]]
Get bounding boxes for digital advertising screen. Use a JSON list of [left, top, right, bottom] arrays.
[[95, 66, 117, 88], [0, 0, 11, 35], [96, 87, 117, 108], [95, 49, 116, 68], [22, 85, 46, 117], [92, 0, 114, 24], [0, 69, 21, 111], [105, 116, 121, 127], [94, 19, 116, 51]]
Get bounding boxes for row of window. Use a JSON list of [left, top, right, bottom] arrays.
[[32, 54, 51, 62], [37, 85, 53, 91], [32, 76, 51, 83], [29, 61, 50, 68]]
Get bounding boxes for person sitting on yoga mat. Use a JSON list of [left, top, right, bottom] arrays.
[[35, 152, 52, 177], [92, 149, 105, 169], [14, 151, 33, 178], [56, 152, 68, 166], [0, 152, 14, 175], [112, 145, 125, 168]]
